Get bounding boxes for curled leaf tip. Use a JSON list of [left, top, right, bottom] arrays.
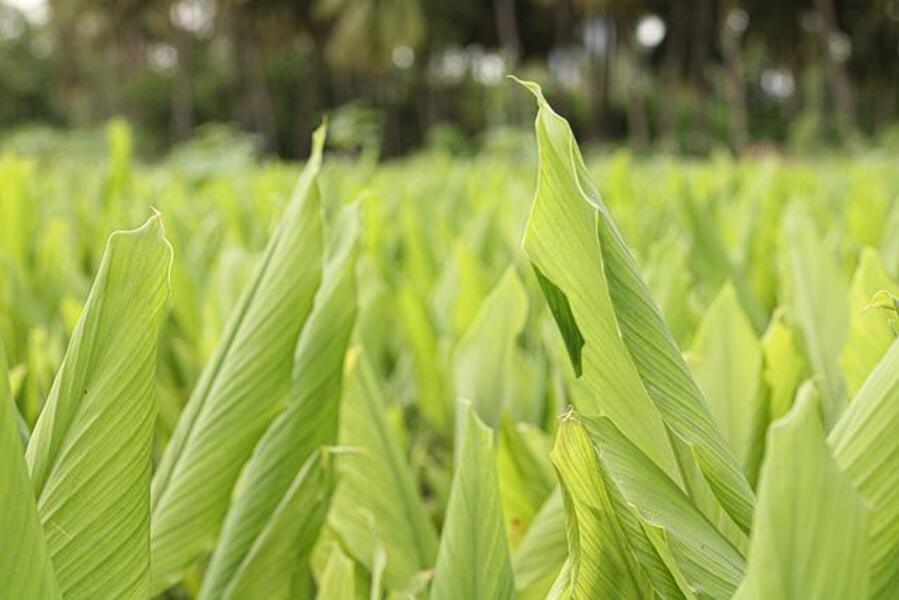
[[863, 289, 899, 314], [509, 76, 547, 104]]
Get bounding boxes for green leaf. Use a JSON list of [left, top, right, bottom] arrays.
[[780, 206, 848, 427], [316, 544, 356, 600], [0, 342, 59, 599], [680, 191, 765, 333], [222, 450, 337, 600], [397, 283, 452, 436], [201, 201, 360, 599], [761, 311, 805, 423], [830, 337, 899, 598], [516, 80, 678, 482], [429, 240, 489, 337], [518, 79, 755, 533], [330, 347, 439, 592], [497, 419, 555, 548], [839, 248, 899, 397], [151, 126, 327, 591], [25, 215, 172, 599], [512, 488, 566, 600], [643, 233, 696, 346], [430, 404, 515, 599], [584, 416, 746, 599], [736, 386, 869, 599], [688, 283, 765, 484], [551, 414, 662, 598], [453, 267, 528, 427]]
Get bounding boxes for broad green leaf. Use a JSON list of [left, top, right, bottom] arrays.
[[830, 337, 899, 598], [680, 190, 765, 333], [429, 240, 489, 337], [584, 416, 746, 599], [26, 215, 172, 599], [516, 81, 679, 482], [0, 342, 59, 599], [151, 126, 327, 591], [780, 206, 848, 427], [497, 419, 555, 548], [643, 233, 696, 346], [397, 283, 452, 435], [761, 311, 804, 423], [201, 202, 360, 599], [330, 348, 439, 592], [430, 404, 514, 599], [453, 267, 528, 427], [518, 79, 755, 533], [222, 450, 336, 600], [316, 544, 356, 600], [839, 248, 899, 396], [512, 488, 566, 600], [0, 155, 36, 268], [688, 283, 765, 483], [551, 414, 658, 598], [736, 386, 869, 599]]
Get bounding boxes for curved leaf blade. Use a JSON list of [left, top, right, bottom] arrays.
[[151, 127, 327, 591], [201, 201, 360, 599], [453, 267, 529, 427], [223, 450, 336, 600], [430, 404, 514, 600], [518, 79, 755, 533], [830, 337, 899, 598], [329, 347, 438, 592], [26, 215, 172, 599], [0, 342, 59, 599], [737, 387, 869, 599]]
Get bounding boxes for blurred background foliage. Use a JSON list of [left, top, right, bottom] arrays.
[[1, 0, 899, 158]]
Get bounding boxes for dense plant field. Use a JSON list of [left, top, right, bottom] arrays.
[[3, 84, 899, 599]]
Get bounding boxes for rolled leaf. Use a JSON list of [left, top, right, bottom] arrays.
[[453, 266, 529, 427], [329, 347, 438, 592], [737, 386, 869, 599], [517, 78, 755, 532], [552, 413, 675, 598], [222, 450, 336, 599], [26, 215, 172, 599], [688, 283, 765, 483], [151, 126, 327, 591], [430, 404, 514, 599], [780, 206, 848, 427], [201, 201, 360, 599], [584, 416, 746, 599], [830, 337, 899, 598], [0, 342, 59, 599]]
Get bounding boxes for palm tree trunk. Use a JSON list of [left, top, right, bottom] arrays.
[[720, 3, 749, 152], [814, 0, 856, 133], [172, 29, 193, 142]]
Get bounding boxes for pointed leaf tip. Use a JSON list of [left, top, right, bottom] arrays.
[[312, 119, 328, 155], [509, 76, 547, 105]]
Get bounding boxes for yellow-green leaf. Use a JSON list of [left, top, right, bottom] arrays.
[[840, 248, 899, 396], [736, 386, 869, 599], [26, 215, 172, 599], [430, 404, 514, 599], [151, 127, 327, 591], [0, 342, 59, 599]]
